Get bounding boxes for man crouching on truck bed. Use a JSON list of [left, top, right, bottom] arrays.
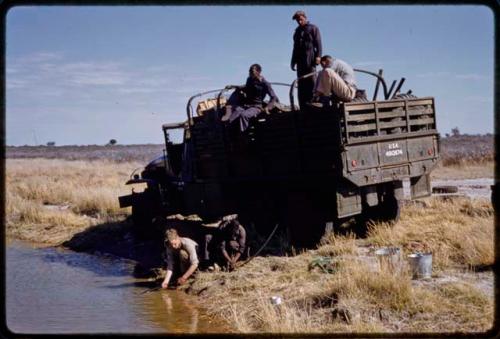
[[312, 54, 357, 106], [161, 229, 199, 289]]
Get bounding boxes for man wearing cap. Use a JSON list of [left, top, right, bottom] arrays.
[[221, 63, 279, 132], [291, 10, 322, 109], [313, 54, 357, 105]]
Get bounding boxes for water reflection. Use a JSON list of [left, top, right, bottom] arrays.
[[160, 292, 199, 333], [6, 241, 227, 334]]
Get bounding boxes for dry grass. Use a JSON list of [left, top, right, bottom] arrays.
[[368, 197, 494, 270], [188, 197, 494, 333], [5, 157, 495, 333], [5, 158, 139, 244], [431, 161, 494, 179]]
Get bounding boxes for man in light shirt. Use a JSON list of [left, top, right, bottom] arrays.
[[314, 54, 357, 106], [161, 228, 199, 289]]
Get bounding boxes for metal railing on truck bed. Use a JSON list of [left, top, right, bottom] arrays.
[[340, 97, 439, 187], [341, 97, 437, 144]]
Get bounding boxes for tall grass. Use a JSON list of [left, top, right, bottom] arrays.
[[6, 158, 140, 244], [368, 197, 494, 270]]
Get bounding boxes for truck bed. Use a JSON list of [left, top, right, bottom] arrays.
[[189, 97, 439, 186]]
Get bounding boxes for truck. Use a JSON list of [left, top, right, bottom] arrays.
[[118, 69, 440, 248]]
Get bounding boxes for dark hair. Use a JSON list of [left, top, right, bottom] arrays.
[[249, 63, 262, 73], [292, 10, 306, 20], [321, 55, 332, 62]]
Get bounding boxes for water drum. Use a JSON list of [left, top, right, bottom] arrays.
[[407, 253, 432, 279], [374, 247, 402, 273]]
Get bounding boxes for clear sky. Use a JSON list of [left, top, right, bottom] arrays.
[[6, 5, 494, 146]]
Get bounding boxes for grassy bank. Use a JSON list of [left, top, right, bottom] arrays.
[[188, 197, 494, 333], [5, 158, 495, 333]]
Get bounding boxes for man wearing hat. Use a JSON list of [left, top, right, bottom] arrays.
[[291, 10, 323, 109]]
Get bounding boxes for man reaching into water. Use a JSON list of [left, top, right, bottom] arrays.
[[161, 228, 199, 289]]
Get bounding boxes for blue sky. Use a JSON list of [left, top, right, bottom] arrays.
[[6, 5, 494, 145]]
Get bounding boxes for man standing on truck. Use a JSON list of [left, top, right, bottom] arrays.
[[313, 54, 357, 105], [221, 63, 279, 132], [291, 10, 322, 108], [161, 228, 199, 288]]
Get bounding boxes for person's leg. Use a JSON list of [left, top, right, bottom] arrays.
[[222, 90, 242, 121], [297, 66, 316, 109], [179, 249, 190, 276], [200, 234, 213, 270], [315, 69, 332, 97], [229, 106, 261, 132], [202, 234, 212, 261], [241, 106, 262, 132], [228, 106, 245, 124], [326, 69, 356, 102]]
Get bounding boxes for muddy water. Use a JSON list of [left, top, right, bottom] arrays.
[[6, 241, 227, 334]]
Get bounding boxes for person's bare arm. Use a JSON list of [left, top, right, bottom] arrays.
[[162, 270, 173, 288], [177, 263, 198, 285], [162, 247, 174, 288], [230, 252, 241, 266], [222, 248, 232, 263]]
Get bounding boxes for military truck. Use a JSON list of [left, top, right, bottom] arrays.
[[119, 69, 439, 247]]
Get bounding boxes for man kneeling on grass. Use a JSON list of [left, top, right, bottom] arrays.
[[161, 229, 199, 289], [204, 215, 247, 272]]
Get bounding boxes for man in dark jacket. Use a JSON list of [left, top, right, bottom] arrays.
[[203, 215, 247, 271], [218, 217, 246, 270], [221, 63, 279, 132], [291, 10, 322, 109]]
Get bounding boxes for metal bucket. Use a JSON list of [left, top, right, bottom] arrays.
[[374, 247, 402, 273], [407, 253, 432, 279]]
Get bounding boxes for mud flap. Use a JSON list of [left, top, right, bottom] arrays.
[[336, 186, 362, 219], [410, 174, 431, 199]]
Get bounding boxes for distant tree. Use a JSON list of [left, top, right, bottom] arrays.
[[451, 127, 460, 137], [445, 133, 450, 138], [47, 141, 56, 147], [108, 139, 117, 145]]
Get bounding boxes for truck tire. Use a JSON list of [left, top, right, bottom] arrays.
[[281, 192, 327, 249], [131, 189, 162, 239], [131, 200, 154, 241], [132, 200, 153, 229], [364, 194, 401, 224]]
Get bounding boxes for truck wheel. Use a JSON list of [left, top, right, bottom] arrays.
[[131, 203, 154, 240], [281, 192, 327, 249], [131, 191, 160, 239], [365, 194, 401, 224]]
